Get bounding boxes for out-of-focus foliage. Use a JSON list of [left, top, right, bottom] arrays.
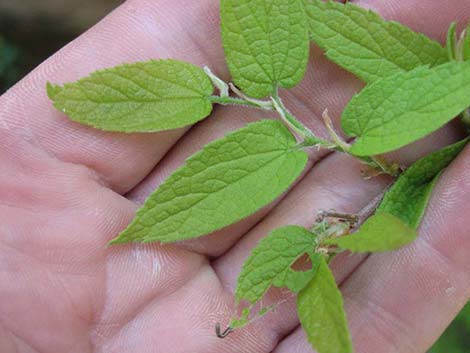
[[430, 302, 470, 353], [0, 0, 122, 33], [0, 0, 122, 94], [0, 36, 20, 92]]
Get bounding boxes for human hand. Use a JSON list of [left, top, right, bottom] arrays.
[[1, 1, 469, 352]]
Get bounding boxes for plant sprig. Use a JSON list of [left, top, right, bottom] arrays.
[[46, 1, 470, 352]]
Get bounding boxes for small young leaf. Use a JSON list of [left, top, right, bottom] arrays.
[[297, 256, 352, 353], [230, 308, 250, 329], [235, 225, 319, 305], [430, 302, 470, 353], [324, 212, 417, 253], [229, 305, 275, 331], [378, 139, 468, 227], [221, 0, 309, 98], [342, 62, 470, 156], [305, 0, 447, 83], [463, 25, 470, 61], [47, 60, 214, 132], [110, 120, 308, 244], [446, 22, 458, 61]]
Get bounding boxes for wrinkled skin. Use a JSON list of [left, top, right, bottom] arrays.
[[1, 1, 470, 352]]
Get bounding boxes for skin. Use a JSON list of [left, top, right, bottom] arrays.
[[1, 0, 470, 352]]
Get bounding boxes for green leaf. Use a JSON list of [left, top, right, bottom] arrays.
[[342, 62, 470, 156], [324, 212, 417, 253], [297, 256, 352, 353], [221, 0, 310, 98], [305, 0, 447, 83], [446, 22, 458, 61], [110, 120, 308, 244], [235, 225, 320, 305], [378, 139, 468, 227], [47, 60, 214, 133]]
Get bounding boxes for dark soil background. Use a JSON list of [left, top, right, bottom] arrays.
[[0, 1, 468, 351]]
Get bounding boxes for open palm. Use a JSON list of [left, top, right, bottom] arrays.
[[1, 1, 470, 352]]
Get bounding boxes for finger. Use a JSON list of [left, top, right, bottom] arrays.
[[357, 0, 470, 42], [274, 143, 470, 353], [0, 127, 210, 351], [0, 130, 137, 351], [97, 265, 283, 353], [0, 0, 225, 194]]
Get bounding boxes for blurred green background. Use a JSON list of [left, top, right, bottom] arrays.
[[430, 302, 470, 353], [0, 1, 468, 352], [0, 0, 122, 93]]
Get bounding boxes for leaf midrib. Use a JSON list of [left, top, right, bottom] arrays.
[[147, 150, 300, 241], [238, 239, 314, 302]]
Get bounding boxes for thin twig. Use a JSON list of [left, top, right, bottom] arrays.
[[215, 323, 234, 339]]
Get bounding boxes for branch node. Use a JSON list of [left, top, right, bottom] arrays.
[[322, 109, 351, 151], [229, 83, 274, 110], [204, 66, 229, 98]]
